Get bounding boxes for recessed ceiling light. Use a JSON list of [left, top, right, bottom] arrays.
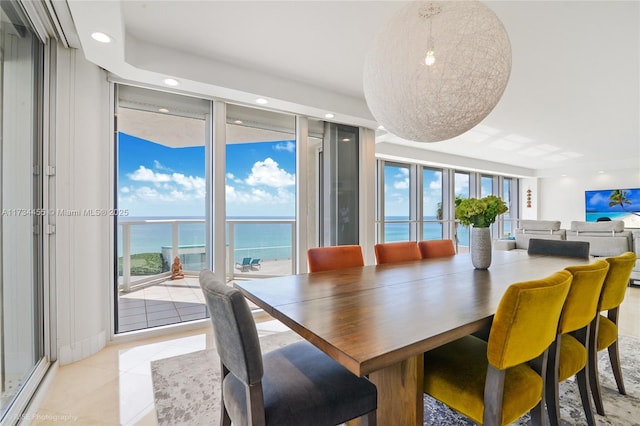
[[255, 98, 268, 105], [158, 108, 169, 113], [234, 120, 243, 124], [377, 125, 385, 130], [163, 78, 179, 86], [598, 170, 605, 174], [341, 138, 351, 142], [91, 32, 112, 43], [325, 113, 335, 119]]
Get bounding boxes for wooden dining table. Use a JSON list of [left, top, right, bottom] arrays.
[[234, 249, 591, 425]]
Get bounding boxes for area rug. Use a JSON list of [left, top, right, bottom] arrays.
[[152, 333, 640, 425]]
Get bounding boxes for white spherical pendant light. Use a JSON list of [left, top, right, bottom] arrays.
[[363, 1, 512, 142]]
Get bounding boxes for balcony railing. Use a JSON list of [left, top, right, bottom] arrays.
[[118, 218, 296, 292]]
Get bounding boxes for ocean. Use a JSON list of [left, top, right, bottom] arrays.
[[117, 216, 469, 263]]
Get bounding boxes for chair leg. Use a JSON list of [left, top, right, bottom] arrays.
[[530, 400, 547, 426], [544, 338, 561, 426], [608, 340, 626, 395], [483, 365, 506, 426], [221, 405, 231, 426], [576, 368, 596, 426], [588, 322, 605, 416], [220, 364, 232, 426], [361, 410, 377, 426], [529, 349, 550, 426]]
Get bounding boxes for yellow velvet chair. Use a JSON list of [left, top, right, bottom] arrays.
[[373, 241, 421, 264], [418, 239, 456, 258], [307, 245, 365, 272], [424, 270, 572, 425], [546, 260, 610, 426], [589, 251, 637, 415]]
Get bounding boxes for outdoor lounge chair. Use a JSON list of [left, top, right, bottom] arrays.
[[250, 258, 261, 271], [235, 257, 252, 272]]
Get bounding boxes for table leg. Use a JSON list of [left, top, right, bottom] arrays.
[[348, 354, 424, 426]]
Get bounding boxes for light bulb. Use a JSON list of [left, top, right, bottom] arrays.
[[425, 50, 435, 66]]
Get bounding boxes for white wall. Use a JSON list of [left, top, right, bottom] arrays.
[[54, 45, 111, 364], [539, 169, 640, 229]]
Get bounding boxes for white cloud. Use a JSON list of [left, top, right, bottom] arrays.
[[394, 178, 409, 189], [128, 166, 171, 183], [245, 158, 295, 188], [226, 184, 294, 206], [120, 187, 130, 194], [154, 160, 172, 171], [172, 172, 206, 191], [134, 186, 163, 200], [274, 141, 295, 152]]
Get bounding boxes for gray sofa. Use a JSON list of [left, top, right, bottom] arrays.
[[494, 220, 565, 251], [565, 220, 633, 257]]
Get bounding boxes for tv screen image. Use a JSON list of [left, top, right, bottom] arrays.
[[585, 188, 640, 228]]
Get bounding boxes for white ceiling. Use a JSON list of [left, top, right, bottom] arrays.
[[66, 0, 639, 177]]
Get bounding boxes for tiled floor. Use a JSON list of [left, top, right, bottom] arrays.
[[118, 277, 208, 332], [117, 259, 292, 332], [29, 283, 640, 425]]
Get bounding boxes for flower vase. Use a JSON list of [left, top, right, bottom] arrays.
[[471, 226, 492, 269]]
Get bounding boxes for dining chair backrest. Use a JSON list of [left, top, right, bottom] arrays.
[[199, 269, 378, 426], [588, 251, 637, 416], [374, 241, 421, 264], [199, 269, 263, 385], [307, 245, 365, 272], [560, 259, 610, 334], [418, 239, 456, 258], [487, 270, 572, 370], [527, 238, 590, 259], [599, 251, 637, 311]]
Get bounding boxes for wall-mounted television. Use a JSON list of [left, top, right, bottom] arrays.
[[585, 188, 640, 228]]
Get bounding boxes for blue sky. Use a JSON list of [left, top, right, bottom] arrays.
[[383, 166, 470, 218], [118, 133, 296, 217]]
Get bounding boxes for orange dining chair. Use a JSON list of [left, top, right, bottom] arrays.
[[373, 241, 421, 265], [307, 245, 365, 272], [418, 239, 456, 259], [588, 251, 637, 415], [545, 259, 610, 426]]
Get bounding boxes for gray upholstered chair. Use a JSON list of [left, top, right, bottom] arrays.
[[198, 269, 377, 426], [527, 239, 590, 259]]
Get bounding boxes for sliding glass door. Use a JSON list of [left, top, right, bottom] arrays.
[[0, 1, 45, 420]]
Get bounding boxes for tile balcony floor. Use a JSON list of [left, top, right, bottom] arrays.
[[117, 258, 293, 332]]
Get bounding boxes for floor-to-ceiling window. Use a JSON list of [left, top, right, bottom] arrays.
[[376, 159, 518, 248], [380, 163, 411, 242], [502, 177, 516, 236], [0, 1, 45, 420], [481, 175, 494, 197], [225, 104, 297, 279], [454, 171, 471, 247], [423, 167, 443, 240], [114, 84, 210, 333]]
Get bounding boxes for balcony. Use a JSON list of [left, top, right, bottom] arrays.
[[117, 218, 295, 332]]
